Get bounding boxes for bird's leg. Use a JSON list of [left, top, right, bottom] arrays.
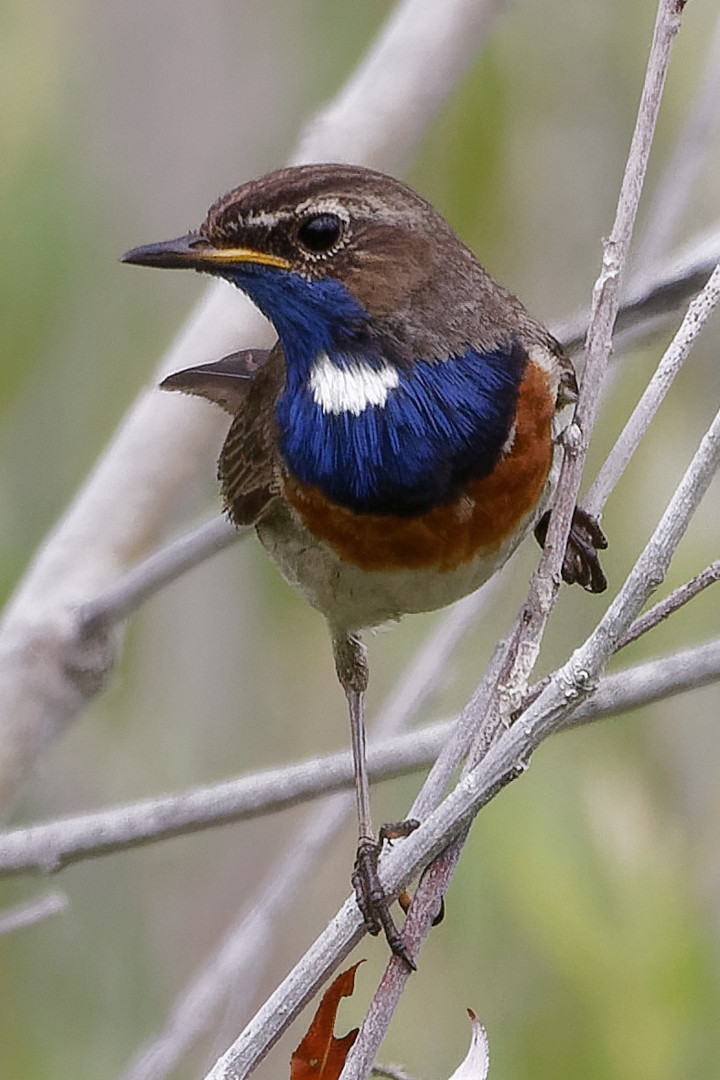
[[332, 633, 418, 969]]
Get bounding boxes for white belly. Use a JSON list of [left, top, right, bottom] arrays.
[[255, 491, 545, 636]]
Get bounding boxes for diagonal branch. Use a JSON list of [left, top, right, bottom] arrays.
[[0, 890, 67, 937], [583, 261, 720, 518], [632, 7, 720, 274], [615, 559, 720, 650]]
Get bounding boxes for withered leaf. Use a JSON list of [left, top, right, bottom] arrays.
[[291, 962, 364, 1080]]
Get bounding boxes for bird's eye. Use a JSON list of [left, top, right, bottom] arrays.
[[297, 213, 344, 254]]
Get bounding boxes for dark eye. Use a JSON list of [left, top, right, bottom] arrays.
[[297, 213, 344, 253]]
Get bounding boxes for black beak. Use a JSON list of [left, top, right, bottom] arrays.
[[121, 234, 291, 273], [121, 232, 210, 270]]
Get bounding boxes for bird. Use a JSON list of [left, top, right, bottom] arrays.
[[123, 163, 606, 968]]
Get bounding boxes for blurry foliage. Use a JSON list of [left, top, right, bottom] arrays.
[[1, 1, 719, 1079]]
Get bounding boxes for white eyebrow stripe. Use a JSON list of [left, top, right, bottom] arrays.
[[243, 209, 292, 228], [309, 352, 399, 415]]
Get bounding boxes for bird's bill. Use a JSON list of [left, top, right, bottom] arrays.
[[121, 232, 291, 272]]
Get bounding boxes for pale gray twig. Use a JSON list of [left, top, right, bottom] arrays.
[[554, 239, 720, 355], [0, 722, 448, 878], [583, 261, 720, 518], [521, 559, 720, 711], [0, 890, 67, 937], [615, 560, 720, 651], [78, 516, 241, 637], [518, 404, 720, 751], [633, 9, 720, 275]]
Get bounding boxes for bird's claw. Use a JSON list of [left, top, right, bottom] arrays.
[[378, 819, 420, 846], [535, 506, 608, 594], [563, 507, 608, 593], [351, 820, 420, 970]]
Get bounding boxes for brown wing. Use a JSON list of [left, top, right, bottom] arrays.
[[161, 345, 285, 526], [160, 349, 271, 414], [217, 344, 285, 526]]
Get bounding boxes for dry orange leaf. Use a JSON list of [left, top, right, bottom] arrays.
[[291, 962, 364, 1080]]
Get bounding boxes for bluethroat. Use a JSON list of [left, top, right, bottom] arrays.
[[123, 163, 606, 968]]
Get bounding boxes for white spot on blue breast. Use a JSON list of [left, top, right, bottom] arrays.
[[309, 351, 400, 415]]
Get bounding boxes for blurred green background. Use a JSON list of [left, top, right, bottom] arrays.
[[1, 1, 720, 1078]]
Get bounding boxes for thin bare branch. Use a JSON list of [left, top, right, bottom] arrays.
[[616, 560, 720, 650], [514, 403, 720, 750], [78, 516, 241, 637], [0, 722, 447, 878], [583, 261, 720, 518], [520, 558, 720, 711], [633, 9, 720, 274], [554, 231, 720, 356], [533, 0, 686, 593], [0, 890, 67, 937]]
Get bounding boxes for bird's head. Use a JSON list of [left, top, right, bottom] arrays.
[[122, 163, 501, 369]]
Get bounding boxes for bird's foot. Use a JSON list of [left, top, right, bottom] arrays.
[[535, 506, 608, 594], [351, 819, 420, 970]]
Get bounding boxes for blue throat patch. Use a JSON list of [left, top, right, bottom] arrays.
[[223, 264, 370, 363], [227, 265, 527, 516]]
